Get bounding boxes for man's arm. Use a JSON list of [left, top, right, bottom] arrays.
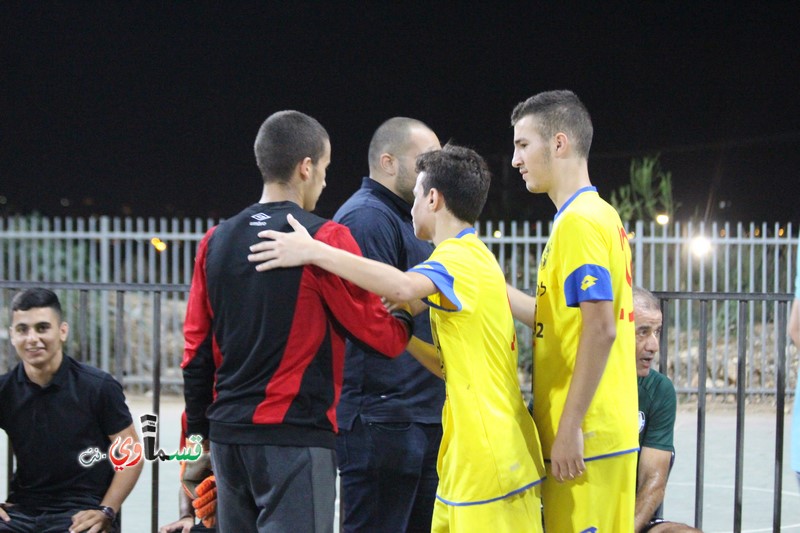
[[635, 446, 673, 532], [507, 285, 536, 328], [182, 230, 217, 439], [70, 423, 143, 533], [250, 214, 435, 303], [157, 488, 195, 533], [549, 299, 616, 483], [406, 336, 444, 379]]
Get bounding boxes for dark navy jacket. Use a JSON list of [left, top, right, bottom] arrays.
[[334, 178, 445, 430]]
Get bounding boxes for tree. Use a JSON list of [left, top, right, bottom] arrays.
[[609, 154, 677, 222]]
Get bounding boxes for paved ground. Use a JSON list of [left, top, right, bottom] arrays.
[[3, 395, 799, 532]]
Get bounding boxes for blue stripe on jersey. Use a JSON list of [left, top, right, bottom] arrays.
[[564, 264, 613, 307], [409, 260, 462, 311], [435, 477, 545, 506]]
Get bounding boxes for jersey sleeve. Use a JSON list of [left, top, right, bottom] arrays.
[[641, 375, 677, 452], [409, 256, 460, 312], [557, 212, 613, 307], [181, 228, 218, 439], [314, 221, 411, 357], [98, 374, 134, 436]]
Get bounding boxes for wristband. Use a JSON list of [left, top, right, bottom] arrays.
[[99, 505, 116, 522], [390, 309, 415, 339]]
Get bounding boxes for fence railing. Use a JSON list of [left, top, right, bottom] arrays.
[[2, 215, 797, 398], [1, 281, 795, 532]]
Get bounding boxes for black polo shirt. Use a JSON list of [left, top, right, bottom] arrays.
[[0, 355, 133, 512]]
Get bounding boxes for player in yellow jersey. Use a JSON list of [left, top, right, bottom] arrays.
[[248, 144, 546, 533], [508, 90, 639, 532]]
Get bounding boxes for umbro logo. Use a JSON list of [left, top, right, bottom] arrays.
[[250, 212, 271, 226]]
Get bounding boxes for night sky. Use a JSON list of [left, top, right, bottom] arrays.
[[2, 3, 798, 224]]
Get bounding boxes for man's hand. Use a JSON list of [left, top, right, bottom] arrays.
[[69, 508, 112, 533], [248, 214, 317, 271], [0, 503, 12, 522], [549, 425, 586, 483], [158, 516, 194, 533], [192, 475, 217, 528]]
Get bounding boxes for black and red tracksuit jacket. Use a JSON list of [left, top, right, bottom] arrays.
[[181, 201, 410, 449]]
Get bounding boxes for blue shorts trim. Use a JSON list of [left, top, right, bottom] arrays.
[[544, 447, 640, 463], [435, 477, 544, 507]]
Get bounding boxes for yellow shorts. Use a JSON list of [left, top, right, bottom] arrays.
[[431, 484, 544, 533], [542, 452, 637, 533]]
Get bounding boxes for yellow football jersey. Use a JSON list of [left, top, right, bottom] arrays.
[[532, 187, 639, 461], [410, 228, 546, 505]]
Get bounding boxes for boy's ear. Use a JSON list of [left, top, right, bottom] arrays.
[[429, 188, 444, 211], [297, 157, 313, 181]]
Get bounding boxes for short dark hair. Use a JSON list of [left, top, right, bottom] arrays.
[[367, 117, 431, 172], [254, 110, 329, 183], [510, 90, 593, 159], [415, 144, 491, 224], [11, 288, 63, 322]]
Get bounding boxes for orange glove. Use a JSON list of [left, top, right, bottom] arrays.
[[192, 475, 217, 528]]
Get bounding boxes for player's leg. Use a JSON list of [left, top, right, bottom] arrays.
[[404, 422, 442, 533], [0, 506, 38, 532], [339, 418, 439, 533], [210, 442, 258, 533], [541, 452, 636, 532], [249, 445, 336, 533]]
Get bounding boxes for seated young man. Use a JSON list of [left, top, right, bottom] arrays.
[[249, 144, 546, 533], [0, 288, 142, 533], [634, 287, 701, 533]]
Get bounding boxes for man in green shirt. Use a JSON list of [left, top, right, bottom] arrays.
[[634, 287, 700, 533]]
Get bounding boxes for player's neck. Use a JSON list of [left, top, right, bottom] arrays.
[[432, 215, 472, 246], [549, 161, 592, 211], [259, 182, 303, 207]]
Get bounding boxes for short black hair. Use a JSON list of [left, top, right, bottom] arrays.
[[11, 288, 63, 322], [510, 90, 593, 159], [254, 110, 329, 183], [367, 117, 431, 172], [415, 144, 491, 224]]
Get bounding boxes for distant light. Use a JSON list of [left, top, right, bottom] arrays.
[[779, 227, 785, 237], [150, 237, 167, 252], [720, 229, 726, 237], [754, 228, 761, 237], [493, 230, 502, 238], [690, 236, 712, 257], [655, 214, 669, 225], [60, 198, 70, 207]]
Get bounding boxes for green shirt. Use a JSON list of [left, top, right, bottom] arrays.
[[638, 370, 676, 452]]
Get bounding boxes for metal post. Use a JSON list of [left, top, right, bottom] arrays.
[[733, 300, 748, 532], [774, 301, 787, 532], [695, 300, 708, 530], [151, 292, 162, 533]]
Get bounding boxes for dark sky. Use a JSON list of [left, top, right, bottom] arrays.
[[2, 2, 798, 224]]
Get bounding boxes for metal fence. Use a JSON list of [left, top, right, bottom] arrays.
[[1, 215, 797, 397], [1, 281, 794, 532]]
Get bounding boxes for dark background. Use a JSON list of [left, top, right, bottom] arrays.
[[2, 2, 798, 224]]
